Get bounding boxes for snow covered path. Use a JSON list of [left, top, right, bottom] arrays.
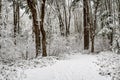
[[23, 53, 110, 80]]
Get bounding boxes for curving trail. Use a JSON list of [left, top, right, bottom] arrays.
[[23, 53, 110, 80]]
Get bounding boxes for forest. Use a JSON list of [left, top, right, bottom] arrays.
[[0, 0, 120, 80]]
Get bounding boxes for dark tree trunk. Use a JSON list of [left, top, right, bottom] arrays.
[[118, 0, 120, 25], [91, 38, 94, 52], [90, 0, 100, 52], [58, 13, 64, 36], [13, 0, 20, 45], [0, 0, 1, 20], [16, 1, 20, 34], [66, 7, 71, 37], [40, 0, 47, 57], [63, 6, 68, 37], [83, 0, 89, 50], [13, 0, 17, 45], [27, 0, 41, 57], [0, 0, 2, 49]]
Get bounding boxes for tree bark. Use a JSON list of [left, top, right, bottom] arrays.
[[66, 0, 72, 37], [66, 7, 71, 37], [63, 5, 68, 36], [0, 0, 2, 49], [13, 0, 17, 45], [40, 0, 47, 57], [0, 0, 1, 20], [118, 0, 120, 25], [16, 0, 20, 34], [55, 1, 65, 36], [90, 0, 100, 52], [27, 0, 41, 57], [13, 0, 20, 45], [83, 0, 89, 50]]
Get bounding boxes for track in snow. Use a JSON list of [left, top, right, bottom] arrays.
[[23, 53, 110, 80]]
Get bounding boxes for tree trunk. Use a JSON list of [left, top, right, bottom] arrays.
[[91, 38, 94, 52], [90, 0, 100, 52], [13, 0, 20, 45], [27, 0, 41, 57], [0, 0, 1, 20], [13, 0, 17, 45], [56, 1, 65, 36], [66, 0, 72, 37], [0, 0, 2, 49], [58, 13, 64, 36], [118, 0, 120, 25], [63, 5, 68, 36], [83, 0, 89, 50], [66, 7, 71, 37], [16, 0, 20, 34], [40, 0, 47, 57]]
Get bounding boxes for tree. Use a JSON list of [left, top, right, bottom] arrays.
[[89, 0, 100, 52], [0, 0, 2, 49], [40, 0, 47, 57], [117, 0, 120, 25], [27, 0, 41, 57], [27, 0, 47, 57], [55, 0, 65, 36], [13, 0, 20, 45], [83, 0, 90, 50], [0, 0, 1, 20], [65, 0, 72, 37]]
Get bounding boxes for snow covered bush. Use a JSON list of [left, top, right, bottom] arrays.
[[98, 10, 120, 53], [48, 35, 71, 56], [0, 1, 35, 60], [0, 56, 58, 80], [94, 36, 110, 52], [96, 51, 120, 80], [0, 65, 19, 80], [48, 34, 82, 57]]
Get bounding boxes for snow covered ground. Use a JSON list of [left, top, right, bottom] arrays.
[[23, 53, 111, 80], [0, 56, 58, 80], [96, 51, 120, 80]]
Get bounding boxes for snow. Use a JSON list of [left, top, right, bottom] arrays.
[[23, 53, 110, 80], [96, 51, 120, 80], [0, 56, 58, 80]]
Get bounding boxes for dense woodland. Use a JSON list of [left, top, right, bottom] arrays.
[[0, 0, 120, 80], [0, 0, 120, 59]]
